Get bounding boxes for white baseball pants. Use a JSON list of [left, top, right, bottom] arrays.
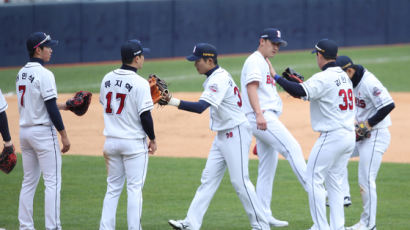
[[306, 128, 355, 230], [342, 128, 390, 229], [100, 137, 149, 230], [18, 125, 62, 230], [184, 123, 269, 230], [247, 110, 307, 218]]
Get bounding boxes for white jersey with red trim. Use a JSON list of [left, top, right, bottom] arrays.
[[301, 66, 355, 132], [16, 62, 57, 127], [354, 69, 393, 129], [240, 51, 282, 115], [0, 89, 8, 113], [199, 67, 247, 131], [99, 69, 153, 139]]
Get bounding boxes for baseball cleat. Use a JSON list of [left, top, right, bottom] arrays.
[[326, 196, 352, 207], [345, 222, 373, 230], [267, 216, 289, 227], [344, 196, 352, 207], [168, 219, 191, 230]]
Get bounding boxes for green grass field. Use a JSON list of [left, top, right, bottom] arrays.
[[1, 44, 410, 93], [1, 155, 410, 229], [1, 44, 409, 229]]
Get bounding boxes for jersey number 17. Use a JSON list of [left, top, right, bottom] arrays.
[[105, 92, 126, 114]]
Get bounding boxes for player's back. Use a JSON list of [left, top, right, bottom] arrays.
[[302, 66, 355, 132], [200, 67, 247, 131], [100, 69, 153, 139], [16, 62, 57, 127]]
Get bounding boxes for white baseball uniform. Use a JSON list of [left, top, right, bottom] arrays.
[[180, 67, 270, 230], [240, 51, 307, 220], [16, 61, 63, 230], [301, 66, 356, 230], [342, 69, 393, 229], [99, 68, 153, 230], [0, 89, 8, 113]]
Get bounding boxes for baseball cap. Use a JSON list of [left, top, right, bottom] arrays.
[[336, 55, 355, 70], [186, 43, 217, 61], [260, 28, 287, 47], [26, 32, 58, 51], [312, 39, 338, 59], [121, 39, 150, 60]]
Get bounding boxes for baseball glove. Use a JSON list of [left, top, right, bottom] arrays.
[[148, 74, 169, 105], [0, 144, 17, 174], [355, 121, 371, 141], [282, 67, 304, 83], [66, 91, 92, 116]]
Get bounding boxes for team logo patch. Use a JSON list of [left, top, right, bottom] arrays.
[[209, 84, 218, 92], [373, 87, 381, 96], [277, 30, 281, 38]]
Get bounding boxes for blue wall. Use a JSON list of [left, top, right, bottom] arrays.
[[1, 0, 409, 67]]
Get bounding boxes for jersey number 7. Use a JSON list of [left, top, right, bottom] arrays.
[[105, 92, 127, 114], [18, 85, 26, 107]]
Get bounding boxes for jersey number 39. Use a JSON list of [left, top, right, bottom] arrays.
[[339, 89, 354, 111], [105, 92, 127, 114]]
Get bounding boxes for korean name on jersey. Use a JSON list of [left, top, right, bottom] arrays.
[[16, 62, 57, 127], [301, 66, 355, 132], [99, 69, 153, 139]]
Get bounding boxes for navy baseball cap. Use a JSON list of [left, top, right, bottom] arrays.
[[186, 43, 217, 61], [312, 39, 338, 59], [26, 32, 58, 51], [336, 55, 355, 70], [121, 39, 150, 60], [260, 28, 287, 47]]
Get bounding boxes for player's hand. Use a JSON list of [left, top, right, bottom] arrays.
[[265, 57, 277, 76], [58, 130, 71, 153], [255, 112, 267, 131], [148, 139, 157, 155]]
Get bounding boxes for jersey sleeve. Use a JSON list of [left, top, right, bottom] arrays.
[[0, 89, 8, 113], [364, 74, 394, 110], [200, 75, 229, 109], [243, 58, 263, 85], [136, 80, 154, 115], [40, 71, 58, 101], [301, 73, 328, 100], [99, 76, 107, 105]]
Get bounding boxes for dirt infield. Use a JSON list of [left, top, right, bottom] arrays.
[[5, 92, 410, 163]]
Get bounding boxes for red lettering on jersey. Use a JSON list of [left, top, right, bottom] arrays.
[[226, 132, 233, 139], [266, 75, 276, 86], [355, 98, 366, 108]]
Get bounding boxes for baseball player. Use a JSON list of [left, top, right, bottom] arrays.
[[167, 43, 270, 230], [17, 32, 71, 230], [0, 89, 13, 151], [240, 28, 307, 227], [272, 39, 356, 230], [99, 39, 156, 230], [336, 56, 395, 230]]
